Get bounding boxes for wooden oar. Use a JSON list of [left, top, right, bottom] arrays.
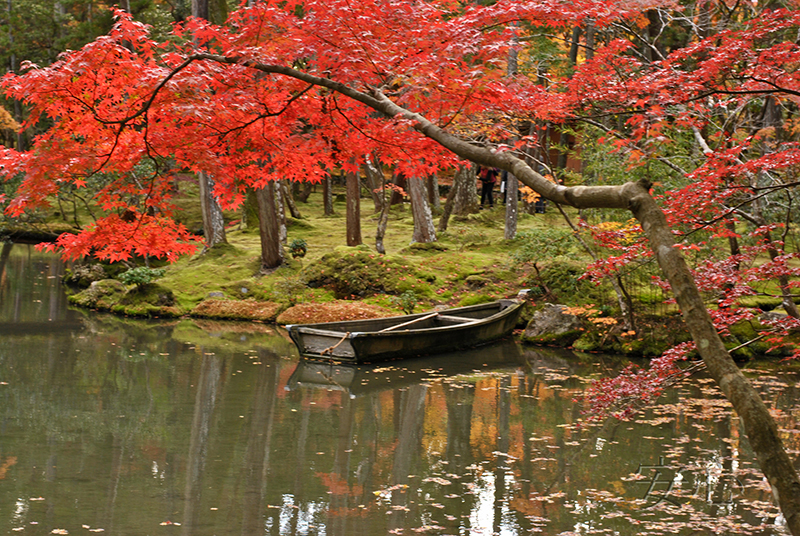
[[379, 312, 439, 332]]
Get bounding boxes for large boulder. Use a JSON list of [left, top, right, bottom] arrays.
[[522, 303, 585, 346]]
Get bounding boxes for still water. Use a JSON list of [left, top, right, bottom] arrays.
[[0, 243, 797, 535]]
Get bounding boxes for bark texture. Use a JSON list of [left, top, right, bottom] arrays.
[[198, 171, 227, 250], [408, 177, 436, 244], [504, 173, 518, 240], [346, 167, 362, 246], [256, 183, 284, 271]]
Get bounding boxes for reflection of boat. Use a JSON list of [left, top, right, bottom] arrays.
[[285, 299, 524, 364], [286, 338, 523, 396]]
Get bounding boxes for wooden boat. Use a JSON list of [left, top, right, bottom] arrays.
[[284, 299, 524, 363]]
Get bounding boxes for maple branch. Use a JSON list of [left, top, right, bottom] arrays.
[[207, 83, 315, 142]]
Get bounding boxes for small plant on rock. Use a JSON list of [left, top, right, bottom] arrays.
[[394, 290, 417, 314], [118, 267, 166, 288], [289, 238, 308, 259]]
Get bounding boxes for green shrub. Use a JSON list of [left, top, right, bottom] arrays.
[[288, 238, 308, 259], [118, 267, 166, 287]]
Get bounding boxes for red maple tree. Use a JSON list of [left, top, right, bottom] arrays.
[[2, 0, 800, 530]]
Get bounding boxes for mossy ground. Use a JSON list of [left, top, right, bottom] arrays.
[[41, 180, 800, 358]]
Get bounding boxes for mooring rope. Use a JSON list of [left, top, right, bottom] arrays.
[[321, 332, 351, 356]]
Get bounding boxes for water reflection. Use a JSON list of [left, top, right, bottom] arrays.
[[0, 244, 794, 535]]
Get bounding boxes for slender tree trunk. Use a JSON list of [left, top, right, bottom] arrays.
[[452, 164, 479, 216], [390, 170, 406, 206], [408, 177, 435, 243], [322, 173, 334, 215], [504, 173, 518, 240], [256, 183, 283, 271], [437, 176, 459, 233], [363, 155, 384, 213], [297, 181, 313, 203], [275, 181, 287, 244], [281, 180, 302, 219], [375, 174, 391, 254], [198, 171, 227, 250], [426, 174, 441, 214], [630, 181, 800, 534], [346, 165, 362, 246]]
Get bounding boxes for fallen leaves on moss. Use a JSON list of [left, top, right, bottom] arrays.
[[277, 301, 393, 325], [191, 298, 281, 321]]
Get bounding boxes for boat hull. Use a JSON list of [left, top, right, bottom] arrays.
[[285, 299, 524, 363]]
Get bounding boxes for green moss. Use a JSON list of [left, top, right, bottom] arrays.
[[457, 293, 496, 306], [68, 279, 127, 308], [301, 247, 441, 300]]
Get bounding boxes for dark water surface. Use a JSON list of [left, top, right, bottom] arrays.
[[0, 243, 797, 535]]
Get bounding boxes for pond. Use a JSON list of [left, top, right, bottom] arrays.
[[0, 243, 797, 535]]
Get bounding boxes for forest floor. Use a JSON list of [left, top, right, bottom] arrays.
[[8, 180, 797, 358]]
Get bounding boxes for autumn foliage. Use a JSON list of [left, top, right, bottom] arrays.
[[2, 2, 800, 396]]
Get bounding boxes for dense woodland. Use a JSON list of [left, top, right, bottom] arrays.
[[2, 0, 800, 531]]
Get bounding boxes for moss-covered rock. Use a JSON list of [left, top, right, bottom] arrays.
[[68, 279, 127, 308], [63, 263, 107, 288], [301, 246, 439, 299], [68, 280, 180, 317]]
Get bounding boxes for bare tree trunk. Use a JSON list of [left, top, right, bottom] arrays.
[[275, 181, 287, 244], [504, 172, 518, 240], [198, 171, 227, 251], [323, 173, 334, 216], [437, 178, 458, 233], [408, 177, 436, 243], [281, 180, 302, 219], [452, 164, 479, 216], [375, 198, 391, 255], [390, 170, 406, 206], [256, 183, 284, 271], [426, 174, 441, 214], [346, 165, 362, 246], [363, 155, 384, 213]]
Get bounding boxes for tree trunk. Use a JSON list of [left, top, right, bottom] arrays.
[[322, 173, 334, 215], [629, 183, 800, 533], [390, 170, 406, 206], [256, 183, 284, 271], [297, 181, 313, 203], [504, 172, 518, 240], [281, 180, 302, 219], [452, 164, 479, 216], [437, 176, 459, 233], [426, 174, 441, 214], [198, 171, 227, 251], [375, 192, 391, 255], [363, 155, 384, 213], [346, 166, 362, 246], [275, 181, 287, 244], [408, 177, 436, 244]]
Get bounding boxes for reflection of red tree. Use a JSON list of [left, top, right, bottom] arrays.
[[0, 456, 16, 479], [317, 471, 363, 498]]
